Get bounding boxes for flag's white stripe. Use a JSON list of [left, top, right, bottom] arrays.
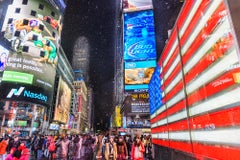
[[163, 40, 178, 67], [152, 128, 240, 145], [165, 71, 182, 94], [190, 87, 240, 116], [164, 54, 180, 82], [166, 90, 185, 109], [186, 49, 238, 94]]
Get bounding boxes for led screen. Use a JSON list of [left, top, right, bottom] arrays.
[[124, 10, 156, 61], [0, 0, 62, 106], [14, 120, 27, 127], [124, 60, 156, 92], [0, 45, 9, 72], [123, 0, 153, 11], [53, 77, 72, 124], [49, 123, 59, 130]]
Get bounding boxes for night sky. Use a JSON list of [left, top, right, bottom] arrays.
[[61, 0, 118, 130], [61, 0, 183, 131]]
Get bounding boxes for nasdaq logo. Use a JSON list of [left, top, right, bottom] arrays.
[[6, 87, 25, 98]]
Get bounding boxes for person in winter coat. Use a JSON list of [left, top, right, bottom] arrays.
[[7, 135, 21, 153], [55, 135, 70, 160], [0, 137, 10, 160], [116, 136, 128, 160], [81, 134, 93, 160], [36, 135, 45, 160], [13, 142, 26, 160], [105, 136, 117, 160], [131, 136, 145, 160], [19, 148, 30, 160], [72, 136, 80, 160]]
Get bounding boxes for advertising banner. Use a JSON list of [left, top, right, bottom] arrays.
[[124, 60, 156, 92], [124, 10, 156, 61], [115, 106, 122, 127], [126, 116, 150, 128], [131, 101, 150, 113], [0, 45, 9, 72], [123, 0, 153, 12], [53, 77, 71, 124], [0, 0, 62, 106]]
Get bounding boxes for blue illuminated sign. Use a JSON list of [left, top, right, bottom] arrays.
[[149, 65, 163, 114], [124, 10, 156, 61], [23, 90, 47, 102]]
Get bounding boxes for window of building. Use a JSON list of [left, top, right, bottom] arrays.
[[15, 8, 21, 13], [39, 4, 44, 10], [30, 10, 37, 16], [52, 32, 56, 38], [51, 11, 55, 17], [22, 0, 28, 5], [7, 18, 13, 24]]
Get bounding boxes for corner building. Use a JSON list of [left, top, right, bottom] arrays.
[[0, 0, 74, 136]]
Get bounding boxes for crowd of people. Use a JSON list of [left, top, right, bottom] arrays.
[[0, 132, 153, 160]]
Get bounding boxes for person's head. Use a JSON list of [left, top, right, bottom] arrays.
[[134, 136, 141, 146], [14, 135, 19, 141], [110, 136, 114, 142], [119, 136, 124, 142]]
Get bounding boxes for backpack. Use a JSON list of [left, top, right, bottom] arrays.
[[48, 142, 56, 152]]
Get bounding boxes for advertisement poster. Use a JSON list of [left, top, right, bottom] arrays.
[[124, 10, 156, 61], [0, 0, 62, 106], [53, 77, 71, 124], [123, 0, 153, 11], [0, 45, 9, 72], [124, 60, 156, 91]]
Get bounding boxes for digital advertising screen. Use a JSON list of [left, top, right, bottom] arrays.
[[123, 0, 153, 12], [124, 10, 156, 61], [0, 45, 9, 72], [53, 77, 72, 124], [124, 60, 156, 92], [0, 0, 62, 106], [49, 123, 59, 130]]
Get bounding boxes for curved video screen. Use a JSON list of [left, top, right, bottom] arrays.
[[0, 0, 62, 106], [53, 77, 72, 124]]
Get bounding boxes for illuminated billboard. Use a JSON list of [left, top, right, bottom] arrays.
[[124, 10, 156, 61], [124, 60, 156, 92], [53, 77, 72, 124], [0, 0, 62, 106], [149, 65, 163, 114], [0, 45, 9, 72], [123, 0, 153, 12]]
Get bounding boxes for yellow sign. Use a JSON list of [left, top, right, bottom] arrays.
[[115, 106, 122, 127], [131, 93, 149, 99]]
